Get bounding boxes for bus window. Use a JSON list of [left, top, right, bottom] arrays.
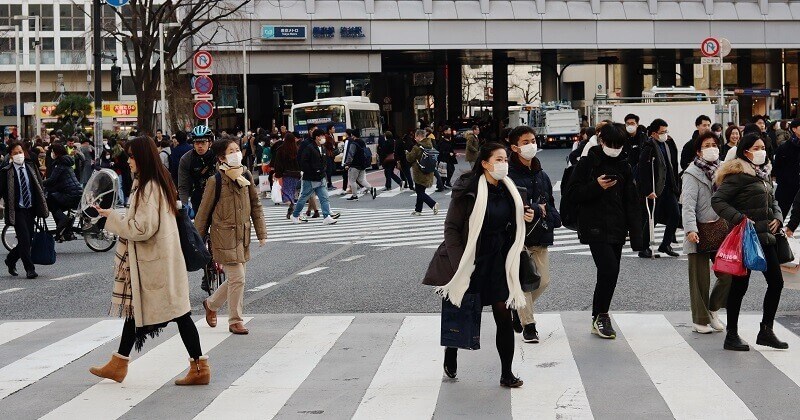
[[350, 109, 380, 138], [291, 105, 346, 135]]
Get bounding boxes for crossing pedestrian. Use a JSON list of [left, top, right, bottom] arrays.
[[681, 132, 731, 334], [378, 130, 404, 190], [721, 125, 741, 161], [195, 138, 268, 335], [465, 125, 480, 165], [437, 126, 458, 188], [407, 129, 439, 216], [772, 119, 800, 216], [178, 126, 216, 216], [324, 125, 337, 190], [423, 142, 534, 387], [712, 133, 789, 351], [90, 136, 210, 386], [272, 132, 302, 217], [43, 144, 83, 241], [680, 115, 712, 171], [507, 126, 560, 343], [344, 132, 377, 201], [397, 131, 415, 190], [564, 123, 643, 339], [1, 142, 49, 279], [290, 129, 340, 225]]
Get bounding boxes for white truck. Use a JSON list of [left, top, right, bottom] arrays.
[[529, 102, 581, 148]]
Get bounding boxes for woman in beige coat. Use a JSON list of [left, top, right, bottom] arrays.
[[195, 138, 267, 335], [89, 137, 209, 386]]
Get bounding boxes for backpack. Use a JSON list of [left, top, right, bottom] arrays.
[[417, 146, 439, 174], [363, 145, 373, 166], [160, 149, 171, 170], [350, 141, 369, 169]]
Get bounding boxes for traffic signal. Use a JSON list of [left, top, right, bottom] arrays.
[[111, 65, 121, 94]]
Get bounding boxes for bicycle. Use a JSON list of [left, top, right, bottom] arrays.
[[1, 210, 117, 253]]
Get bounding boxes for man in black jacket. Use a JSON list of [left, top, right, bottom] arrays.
[[624, 114, 647, 171], [680, 115, 712, 171], [290, 128, 340, 224], [773, 118, 800, 216], [638, 119, 681, 258], [437, 126, 458, 188]]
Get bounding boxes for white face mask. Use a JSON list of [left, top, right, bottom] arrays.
[[701, 147, 720, 162], [626, 125, 637, 134], [11, 154, 24, 165], [518, 143, 537, 160], [750, 150, 767, 165], [602, 145, 622, 158], [51, 153, 56, 160], [657, 133, 668, 142], [226, 151, 243, 167], [488, 162, 508, 181], [714, 131, 723, 137]]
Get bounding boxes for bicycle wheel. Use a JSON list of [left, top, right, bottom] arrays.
[[84, 230, 117, 252], [1, 225, 16, 252]]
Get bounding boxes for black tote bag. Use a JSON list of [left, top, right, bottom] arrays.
[[177, 207, 211, 271], [440, 293, 482, 350], [31, 219, 56, 265]]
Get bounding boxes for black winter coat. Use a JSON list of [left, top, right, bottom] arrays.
[[772, 136, 800, 205], [564, 146, 643, 249], [680, 131, 699, 171], [638, 137, 679, 197], [378, 136, 396, 164], [43, 155, 83, 198], [437, 138, 458, 164], [712, 158, 783, 245], [508, 155, 560, 246], [299, 143, 326, 182]]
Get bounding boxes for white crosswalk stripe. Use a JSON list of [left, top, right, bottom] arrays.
[[1, 314, 799, 418]]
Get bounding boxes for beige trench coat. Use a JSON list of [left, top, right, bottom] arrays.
[[105, 181, 191, 328]]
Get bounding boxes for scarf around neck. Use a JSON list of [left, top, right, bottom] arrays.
[[435, 174, 527, 310], [220, 163, 251, 187], [692, 156, 720, 191]]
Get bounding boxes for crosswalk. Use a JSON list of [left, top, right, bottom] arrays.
[[1, 313, 799, 418]]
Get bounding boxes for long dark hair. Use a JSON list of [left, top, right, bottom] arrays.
[[278, 132, 298, 160], [125, 136, 178, 215]]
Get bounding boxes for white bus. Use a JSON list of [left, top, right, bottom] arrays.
[[289, 96, 382, 167]]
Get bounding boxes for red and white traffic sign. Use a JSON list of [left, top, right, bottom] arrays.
[[194, 100, 214, 120], [700, 37, 720, 57], [193, 76, 213, 95], [193, 51, 213, 70]]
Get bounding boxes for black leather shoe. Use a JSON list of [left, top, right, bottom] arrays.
[[638, 248, 653, 259], [443, 348, 457, 379], [724, 332, 750, 351], [5, 259, 17, 276], [756, 322, 789, 349], [26, 271, 38, 279], [658, 245, 679, 257], [500, 375, 523, 388]]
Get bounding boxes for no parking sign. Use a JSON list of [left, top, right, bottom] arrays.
[[194, 101, 214, 120]]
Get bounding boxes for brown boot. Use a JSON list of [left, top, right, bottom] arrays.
[[89, 352, 130, 383], [175, 356, 211, 386], [203, 299, 217, 328], [229, 322, 249, 335]]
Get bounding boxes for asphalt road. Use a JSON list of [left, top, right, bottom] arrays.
[[0, 147, 799, 319]]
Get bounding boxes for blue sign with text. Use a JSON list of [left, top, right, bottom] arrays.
[[261, 25, 307, 40]]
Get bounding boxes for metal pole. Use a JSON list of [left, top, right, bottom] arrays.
[[14, 25, 21, 134], [159, 23, 166, 134], [719, 51, 725, 125], [93, 0, 103, 159], [243, 45, 249, 133], [34, 16, 41, 138]]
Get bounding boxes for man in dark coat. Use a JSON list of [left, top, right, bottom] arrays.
[[623, 114, 648, 172], [638, 118, 681, 258], [680, 115, 712, 171], [773, 118, 800, 216], [437, 126, 458, 188]]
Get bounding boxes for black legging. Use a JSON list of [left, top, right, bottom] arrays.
[[118, 312, 202, 360], [727, 243, 784, 332], [446, 301, 515, 378], [589, 242, 624, 317]]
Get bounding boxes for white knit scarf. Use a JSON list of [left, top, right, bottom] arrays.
[[436, 175, 528, 310]]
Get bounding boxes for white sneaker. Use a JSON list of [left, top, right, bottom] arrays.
[[433, 203, 440, 215], [692, 323, 714, 334], [411, 211, 423, 216], [323, 216, 338, 225], [290, 215, 308, 224], [709, 311, 726, 331]]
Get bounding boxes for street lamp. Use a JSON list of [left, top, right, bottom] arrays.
[[0, 25, 21, 135], [14, 15, 41, 138], [159, 22, 180, 133]]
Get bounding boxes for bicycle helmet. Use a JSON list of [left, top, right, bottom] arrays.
[[191, 125, 214, 140]]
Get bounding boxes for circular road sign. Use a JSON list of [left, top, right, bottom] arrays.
[[194, 76, 213, 95], [701, 37, 720, 57], [194, 101, 214, 120], [107, 0, 130, 7], [193, 51, 213, 70], [719, 37, 732, 58]]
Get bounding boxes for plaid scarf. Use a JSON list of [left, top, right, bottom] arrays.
[[109, 238, 133, 319], [753, 164, 771, 182], [692, 157, 720, 192]]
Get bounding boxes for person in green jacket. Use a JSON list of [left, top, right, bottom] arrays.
[[465, 125, 481, 164], [406, 130, 439, 216]]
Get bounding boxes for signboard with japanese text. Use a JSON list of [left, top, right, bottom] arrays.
[[261, 25, 307, 40]]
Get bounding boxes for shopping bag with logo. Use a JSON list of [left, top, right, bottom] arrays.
[[742, 219, 767, 272], [712, 217, 747, 276]]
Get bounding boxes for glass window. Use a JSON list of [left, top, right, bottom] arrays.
[[60, 37, 85, 64], [291, 105, 346, 135], [101, 5, 116, 29], [102, 37, 117, 63], [0, 4, 23, 27], [30, 37, 55, 64], [121, 76, 136, 96], [0, 38, 15, 65], [350, 109, 381, 137], [28, 4, 55, 31], [60, 4, 86, 31]]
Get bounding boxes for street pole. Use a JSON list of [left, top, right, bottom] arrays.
[[13, 26, 20, 134], [719, 51, 725, 125], [34, 16, 41, 138], [159, 23, 166, 133], [93, 0, 103, 159], [243, 46, 249, 133]]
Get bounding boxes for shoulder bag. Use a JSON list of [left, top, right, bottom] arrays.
[[31, 218, 56, 265], [519, 249, 541, 292], [696, 218, 729, 254], [775, 230, 795, 264]]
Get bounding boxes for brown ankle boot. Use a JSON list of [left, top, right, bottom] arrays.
[[175, 356, 211, 386], [89, 352, 130, 383]]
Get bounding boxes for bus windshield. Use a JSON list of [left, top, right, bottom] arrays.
[[292, 105, 346, 135]]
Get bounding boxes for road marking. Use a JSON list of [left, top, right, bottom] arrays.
[[737, 314, 800, 387], [377, 188, 406, 198], [247, 282, 277, 292], [43, 317, 249, 419], [553, 181, 562, 191], [340, 254, 365, 262], [50, 272, 91, 281], [296, 267, 329, 276], [0, 319, 122, 400], [0, 321, 52, 346], [194, 316, 353, 420], [0, 287, 24, 295], [614, 314, 756, 420], [352, 316, 442, 420], [511, 314, 592, 419]]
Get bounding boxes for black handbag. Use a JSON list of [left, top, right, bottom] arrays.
[[177, 207, 211, 271], [775, 231, 795, 264], [519, 249, 541, 292], [440, 293, 482, 350], [31, 218, 56, 265]]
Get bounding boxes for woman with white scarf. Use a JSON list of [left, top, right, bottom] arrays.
[[423, 142, 534, 388]]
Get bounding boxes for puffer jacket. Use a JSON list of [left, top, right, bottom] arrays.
[[194, 169, 268, 264], [42, 155, 83, 199], [406, 137, 436, 188], [508, 155, 560, 246], [563, 146, 643, 249], [712, 158, 783, 245], [681, 162, 722, 254]]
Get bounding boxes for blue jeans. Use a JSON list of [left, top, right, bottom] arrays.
[[292, 180, 332, 218]]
